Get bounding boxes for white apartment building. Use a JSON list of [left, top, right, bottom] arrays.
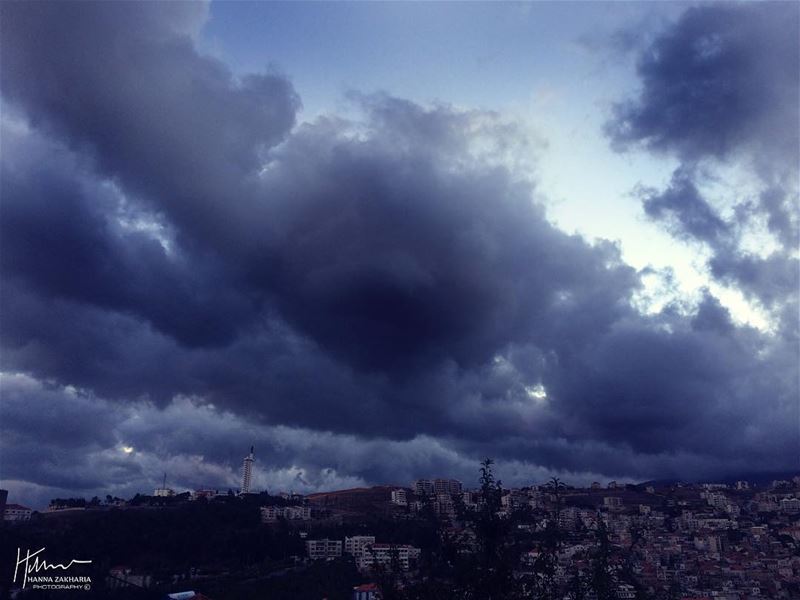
[[345, 535, 376, 555], [696, 517, 736, 530], [704, 492, 729, 510], [192, 489, 219, 500], [434, 478, 462, 495], [502, 490, 527, 510], [617, 584, 636, 599], [558, 506, 579, 529], [262, 505, 282, 520], [433, 495, 455, 518], [3, 504, 32, 521], [413, 479, 434, 496], [356, 544, 421, 572], [285, 505, 311, 520], [260, 505, 311, 522], [306, 539, 342, 560], [391, 489, 408, 506], [780, 497, 800, 513]]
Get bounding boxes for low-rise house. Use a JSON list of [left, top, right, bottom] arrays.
[[352, 583, 380, 600], [3, 503, 32, 521]]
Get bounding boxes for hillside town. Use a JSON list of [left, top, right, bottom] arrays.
[[2, 461, 800, 600]]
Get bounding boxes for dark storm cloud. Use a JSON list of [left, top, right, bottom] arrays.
[[596, 1, 799, 484], [606, 2, 799, 170], [0, 374, 131, 492], [639, 168, 730, 245], [634, 163, 799, 325], [1, 1, 797, 504], [0, 110, 640, 443], [250, 102, 638, 372], [690, 292, 734, 335], [0, 125, 255, 347], [0, 0, 299, 260], [710, 252, 799, 313], [759, 186, 800, 250], [607, 1, 799, 328]]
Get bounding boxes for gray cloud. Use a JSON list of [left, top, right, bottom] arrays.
[[606, 2, 799, 172], [607, 2, 799, 330], [639, 167, 730, 245], [0, 0, 299, 263]]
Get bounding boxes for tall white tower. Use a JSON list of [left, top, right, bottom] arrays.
[[241, 445, 254, 494]]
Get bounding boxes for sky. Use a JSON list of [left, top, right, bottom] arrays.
[[0, 1, 798, 509]]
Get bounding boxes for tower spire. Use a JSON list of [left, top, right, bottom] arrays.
[[241, 445, 255, 494]]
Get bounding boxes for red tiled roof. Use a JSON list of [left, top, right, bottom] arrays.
[[354, 583, 379, 591]]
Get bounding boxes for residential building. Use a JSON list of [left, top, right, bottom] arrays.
[[413, 479, 434, 496], [617, 584, 636, 599], [3, 503, 32, 521], [391, 489, 408, 506], [345, 536, 376, 556], [433, 494, 455, 518], [463, 490, 479, 509], [306, 539, 342, 560], [352, 583, 380, 600], [192, 489, 219, 500], [780, 497, 800, 513], [434, 478, 462, 495], [260, 505, 311, 522], [356, 544, 421, 572]]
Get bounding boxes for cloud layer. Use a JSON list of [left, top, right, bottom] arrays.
[[1, 1, 797, 506]]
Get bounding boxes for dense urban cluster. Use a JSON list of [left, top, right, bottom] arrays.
[[1, 464, 799, 600]]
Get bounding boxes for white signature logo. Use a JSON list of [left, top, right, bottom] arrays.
[[13, 547, 92, 589]]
